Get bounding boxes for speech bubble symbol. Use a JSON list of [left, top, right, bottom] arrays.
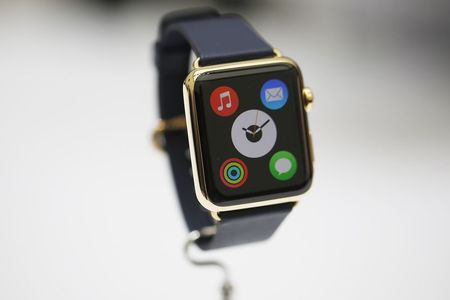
[[275, 158, 292, 175]]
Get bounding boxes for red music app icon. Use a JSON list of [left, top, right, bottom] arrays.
[[209, 86, 239, 117]]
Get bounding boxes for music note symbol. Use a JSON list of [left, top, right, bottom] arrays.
[[218, 91, 232, 111], [210, 86, 239, 117]]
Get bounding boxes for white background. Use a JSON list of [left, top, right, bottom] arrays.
[[1, 0, 449, 299]]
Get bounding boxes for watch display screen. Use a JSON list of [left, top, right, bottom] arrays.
[[193, 63, 313, 204]]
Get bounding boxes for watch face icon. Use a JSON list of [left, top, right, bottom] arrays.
[[260, 79, 288, 110], [231, 109, 277, 158]]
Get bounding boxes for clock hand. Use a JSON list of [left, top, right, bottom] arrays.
[[252, 110, 259, 136], [253, 119, 270, 134], [242, 127, 254, 134], [260, 119, 270, 129]]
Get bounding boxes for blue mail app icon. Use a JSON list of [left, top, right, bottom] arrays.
[[260, 79, 288, 110], [265, 87, 283, 102]]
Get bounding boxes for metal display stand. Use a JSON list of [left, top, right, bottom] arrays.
[[184, 228, 234, 300]]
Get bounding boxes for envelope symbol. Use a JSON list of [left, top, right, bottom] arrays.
[[265, 87, 283, 102]]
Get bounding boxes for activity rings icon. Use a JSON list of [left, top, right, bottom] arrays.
[[220, 158, 248, 188]]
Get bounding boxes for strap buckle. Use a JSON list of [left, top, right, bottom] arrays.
[[152, 115, 187, 151]]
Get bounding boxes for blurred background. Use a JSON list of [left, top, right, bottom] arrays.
[[1, 0, 449, 299]]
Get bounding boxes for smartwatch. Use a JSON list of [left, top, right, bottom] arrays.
[[153, 8, 314, 250]]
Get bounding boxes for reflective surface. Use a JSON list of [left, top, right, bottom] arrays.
[[194, 64, 312, 203]]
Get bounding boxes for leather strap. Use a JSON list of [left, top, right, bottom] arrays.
[[155, 8, 294, 250]]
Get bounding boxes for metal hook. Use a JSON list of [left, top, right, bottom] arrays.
[[183, 227, 233, 300]]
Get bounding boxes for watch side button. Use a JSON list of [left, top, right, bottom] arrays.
[[302, 87, 314, 112]]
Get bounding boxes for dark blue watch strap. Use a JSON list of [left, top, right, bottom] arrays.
[[155, 8, 294, 250]]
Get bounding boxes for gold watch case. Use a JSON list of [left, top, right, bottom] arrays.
[[182, 51, 313, 213]]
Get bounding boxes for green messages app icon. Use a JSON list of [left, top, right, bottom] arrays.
[[269, 151, 297, 181]]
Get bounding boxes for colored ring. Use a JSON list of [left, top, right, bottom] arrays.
[[223, 162, 244, 184], [227, 166, 241, 180], [219, 158, 248, 188], [223, 163, 244, 184]]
